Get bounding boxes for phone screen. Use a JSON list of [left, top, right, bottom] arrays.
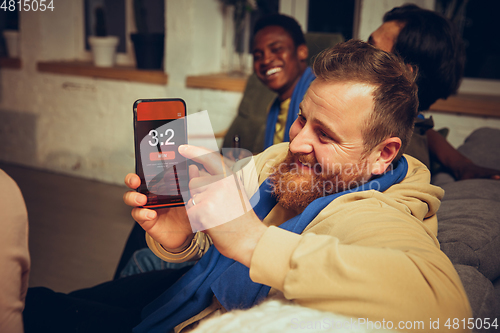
[[133, 98, 188, 208]]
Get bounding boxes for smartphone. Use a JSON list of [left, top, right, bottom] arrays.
[[133, 98, 189, 209]]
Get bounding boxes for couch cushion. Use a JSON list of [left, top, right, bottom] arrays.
[[437, 179, 500, 281], [457, 127, 500, 170], [453, 265, 500, 332]]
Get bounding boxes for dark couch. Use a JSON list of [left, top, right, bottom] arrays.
[[433, 127, 500, 331]]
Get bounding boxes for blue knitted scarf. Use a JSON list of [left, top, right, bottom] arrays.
[[264, 67, 316, 149], [133, 156, 408, 333]]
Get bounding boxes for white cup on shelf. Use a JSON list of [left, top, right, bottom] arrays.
[[88, 36, 119, 67], [3, 30, 20, 58]]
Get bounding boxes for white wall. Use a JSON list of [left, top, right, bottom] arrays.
[[280, 0, 309, 31], [423, 111, 500, 148]]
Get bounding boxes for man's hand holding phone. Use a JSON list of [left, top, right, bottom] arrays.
[[125, 144, 267, 267], [123, 173, 194, 250], [130, 98, 266, 266]]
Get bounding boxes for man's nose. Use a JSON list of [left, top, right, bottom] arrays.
[[261, 50, 275, 65], [289, 126, 314, 155]]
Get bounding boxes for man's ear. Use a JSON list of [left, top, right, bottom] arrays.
[[297, 44, 308, 62], [370, 137, 401, 175]]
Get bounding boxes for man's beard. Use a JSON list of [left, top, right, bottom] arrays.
[[268, 150, 370, 213]]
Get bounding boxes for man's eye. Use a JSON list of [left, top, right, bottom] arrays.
[[319, 131, 332, 140]]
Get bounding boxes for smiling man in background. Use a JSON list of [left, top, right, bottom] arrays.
[[224, 13, 315, 154]]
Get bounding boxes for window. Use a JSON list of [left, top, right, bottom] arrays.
[[83, 0, 165, 66], [307, 0, 356, 39], [84, 0, 127, 53], [0, 5, 19, 57], [436, 0, 500, 80]]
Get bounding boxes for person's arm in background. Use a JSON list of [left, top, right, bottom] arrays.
[[0, 170, 30, 333], [427, 128, 500, 180]]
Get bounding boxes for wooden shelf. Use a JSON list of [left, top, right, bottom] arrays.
[[186, 73, 248, 92], [37, 61, 168, 85], [0, 57, 21, 69], [429, 93, 500, 118]]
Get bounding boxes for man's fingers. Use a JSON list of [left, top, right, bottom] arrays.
[[179, 145, 229, 176], [189, 174, 225, 196], [131, 207, 157, 225], [125, 173, 141, 189], [189, 164, 200, 180], [123, 190, 148, 207]]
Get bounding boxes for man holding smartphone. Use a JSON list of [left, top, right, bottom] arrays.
[[23, 41, 471, 333], [124, 40, 471, 333]]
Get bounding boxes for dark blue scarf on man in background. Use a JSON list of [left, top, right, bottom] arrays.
[[264, 67, 316, 149], [133, 156, 409, 333]]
